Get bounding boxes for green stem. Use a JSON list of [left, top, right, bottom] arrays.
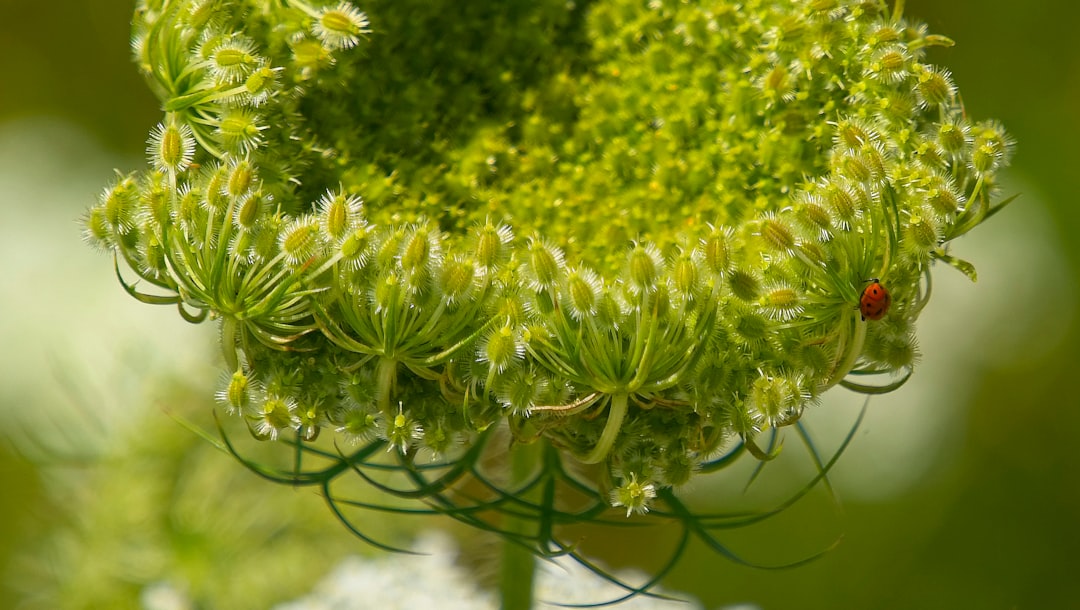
[[824, 312, 867, 390], [221, 317, 239, 372], [499, 440, 541, 610], [376, 357, 397, 414], [580, 392, 628, 464]]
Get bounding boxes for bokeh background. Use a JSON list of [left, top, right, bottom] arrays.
[[1, 0, 1077, 608]]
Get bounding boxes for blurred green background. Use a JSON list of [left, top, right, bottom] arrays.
[[1, 1, 1077, 608]]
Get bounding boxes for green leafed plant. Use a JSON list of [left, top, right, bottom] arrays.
[[85, 0, 1014, 605]]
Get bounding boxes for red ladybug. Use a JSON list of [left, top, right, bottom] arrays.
[[859, 279, 891, 321]]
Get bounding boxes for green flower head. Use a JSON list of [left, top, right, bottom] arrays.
[[87, 0, 1014, 568]]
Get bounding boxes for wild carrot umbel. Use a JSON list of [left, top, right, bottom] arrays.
[[86, 0, 1014, 599]]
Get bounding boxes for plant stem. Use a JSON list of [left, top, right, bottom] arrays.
[[499, 440, 541, 610], [580, 392, 628, 464]]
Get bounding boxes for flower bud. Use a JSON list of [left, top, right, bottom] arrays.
[[473, 220, 513, 272], [866, 45, 910, 84], [337, 406, 379, 444], [216, 370, 254, 414], [524, 236, 564, 290], [82, 206, 113, 249], [970, 121, 1012, 176], [924, 174, 963, 218], [236, 190, 270, 230], [147, 121, 195, 174], [141, 175, 172, 228], [833, 118, 878, 152], [496, 366, 551, 416], [143, 235, 168, 276], [339, 225, 373, 271], [480, 325, 523, 374], [373, 272, 401, 313], [243, 64, 282, 106], [902, 209, 940, 258], [865, 326, 920, 369], [216, 108, 265, 154], [728, 269, 760, 302], [313, 2, 371, 51], [205, 34, 261, 84], [562, 265, 602, 321], [971, 141, 1000, 175], [758, 285, 803, 321], [423, 424, 455, 458], [204, 163, 230, 211], [723, 400, 762, 439], [251, 216, 282, 263], [400, 223, 440, 276], [626, 242, 663, 295], [733, 308, 768, 345], [280, 216, 323, 266], [100, 176, 139, 234], [757, 215, 797, 255], [700, 224, 733, 276], [227, 157, 256, 199], [249, 395, 299, 441], [821, 178, 862, 229], [670, 250, 702, 300], [176, 185, 205, 237], [937, 121, 970, 155], [318, 188, 364, 240], [438, 256, 477, 305], [748, 372, 807, 428], [793, 192, 833, 241], [914, 65, 955, 108]]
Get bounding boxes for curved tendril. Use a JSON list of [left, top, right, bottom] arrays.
[[321, 480, 422, 555], [795, 420, 839, 506], [215, 413, 339, 486], [544, 533, 691, 608], [114, 255, 181, 305], [697, 440, 746, 473], [840, 366, 913, 394], [217, 399, 867, 603], [743, 428, 781, 491]]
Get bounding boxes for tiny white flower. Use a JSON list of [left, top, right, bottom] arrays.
[[610, 473, 658, 518]]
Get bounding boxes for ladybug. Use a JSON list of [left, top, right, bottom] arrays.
[[859, 279, 891, 321]]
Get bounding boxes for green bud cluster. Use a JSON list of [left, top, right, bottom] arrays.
[[86, 0, 1012, 514]]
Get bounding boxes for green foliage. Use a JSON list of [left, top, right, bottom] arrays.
[[10, 391, 379, 610]]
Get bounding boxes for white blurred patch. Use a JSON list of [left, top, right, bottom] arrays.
[[141, 581, 194, 610], [272, 531, 702, 610], [0, 117, 215, 457]]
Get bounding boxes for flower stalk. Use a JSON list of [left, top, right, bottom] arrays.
[[499, 440, 542, 610]]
